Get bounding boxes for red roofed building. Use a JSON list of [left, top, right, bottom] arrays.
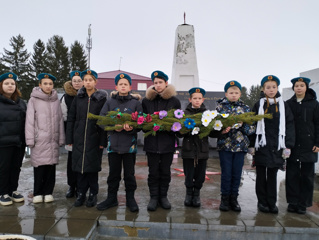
[[96, 70, 153, 90]]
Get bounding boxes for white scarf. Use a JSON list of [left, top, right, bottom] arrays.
[[255, 97, 286, 150]]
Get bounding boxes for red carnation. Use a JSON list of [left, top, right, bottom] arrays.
[[131, 111, 138, 121], [137, 116, 145, 125], [145, 114, 152, 123]]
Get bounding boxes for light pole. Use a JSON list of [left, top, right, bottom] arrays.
[[86, 24, 92, 69]]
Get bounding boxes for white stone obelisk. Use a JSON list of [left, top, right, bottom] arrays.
[[171, 15, 200, 90]]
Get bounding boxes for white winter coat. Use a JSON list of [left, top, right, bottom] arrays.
[[25, 87, 65, 167]]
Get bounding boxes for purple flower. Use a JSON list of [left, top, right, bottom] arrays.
[[171, 122, 182, 132], [174, 109, 184, 119], [159, 110, 167, 119], [184, 118, 196, 129]]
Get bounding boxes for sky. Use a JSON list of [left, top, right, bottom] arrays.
[[1, 0, 319, 91]]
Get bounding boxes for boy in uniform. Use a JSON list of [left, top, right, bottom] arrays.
[[97, 73, 142, 212], [142, 70, 181, 211]]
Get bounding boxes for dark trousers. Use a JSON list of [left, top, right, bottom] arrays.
[[286, 161, 315, 208], [255, 165, 278, 206], [34, 165, 56, 196], [107, 153, 137, 194], [146, 152, 174, 198], [67, 151, 77, 189], [219, 151, 245, 195], [77, 172, 99, 195], [183, 158, 207, 190], [0, 146, 25, 195]]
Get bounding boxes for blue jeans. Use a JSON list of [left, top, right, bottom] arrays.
[[219, 151, 245, 195]]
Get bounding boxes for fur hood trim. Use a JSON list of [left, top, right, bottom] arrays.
[[145, 84, 177, 101], [63, 81, 78, 97], [110, 91, 142, 101]]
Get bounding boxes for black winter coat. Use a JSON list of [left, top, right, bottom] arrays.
[[66, 87, 107, 173], [286, 89, 319, 163], [142, 84, 181, 153], [180, 103, 210, 159], [251, 93, 295, 168], [100, 91, 143, 154], [0, 94, 26, 147]]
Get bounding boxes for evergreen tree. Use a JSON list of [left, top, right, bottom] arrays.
[[241, 84, 261, 109], [46, 35, 70, 88], [0, 54, 9, 75], [70, 40, 87, 71], [2, 34, 33, 99], [30, 39, 49, 79]]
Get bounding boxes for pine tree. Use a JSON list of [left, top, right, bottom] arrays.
[[46, 35, 70, 89], [0, 54, 9, 75], [30, 39, 49, 79], [2, 34, 33, 99], [70, 40, 87, 71]]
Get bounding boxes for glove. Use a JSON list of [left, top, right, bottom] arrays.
[[248, 147, 255, 155], [282, 148, 291, 159]]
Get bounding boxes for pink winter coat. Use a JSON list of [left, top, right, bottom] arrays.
[[25, 87, 65, 167]]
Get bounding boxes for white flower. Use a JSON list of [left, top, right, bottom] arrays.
[[232, 123, 240, 129], [210, 110, 219, 119], [201, 116, 211, 127], [221, 113, 229, 118], [214, 120, 223, 131], [202, 110, 212, 120], [202, 110, 218, 120], [191, 127, 200, 135]]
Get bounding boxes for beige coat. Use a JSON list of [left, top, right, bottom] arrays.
[[25, 87, 65, 167]]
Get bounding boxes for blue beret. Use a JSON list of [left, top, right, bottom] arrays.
[[189, 87, 206, 96], [70, 70, 81, 79], [224, 81, 242, 92], [0, 72, 17, 82], [151, 70, 168, 82], [291, 77, 311, 85], [115, 73, 132, 85], [37, 73, 56, 81], [261, 75, 280, 87], [81, 69, 98, 79]]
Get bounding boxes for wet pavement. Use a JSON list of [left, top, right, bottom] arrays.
[[0, 149, 319, 240]]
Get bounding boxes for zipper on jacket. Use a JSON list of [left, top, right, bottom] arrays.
[[82, 97, 91, 174]]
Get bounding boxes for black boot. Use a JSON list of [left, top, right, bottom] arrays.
[[192, 188, 201, 208], [96, 193, 118, 211], [74, 193, 86, 207], [184, 187, 193, 207], [159, 197, 171, 209], [86, 193, 97, 207], [66, 187, 75, 198], [126, 191, 139, 212], [219, 195, 230, 211], [147, 198, 158, 211], [230, 194, 241, 212], [159, 186, 171, 209]]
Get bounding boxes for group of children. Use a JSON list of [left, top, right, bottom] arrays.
[[0, 69, 317, 216]]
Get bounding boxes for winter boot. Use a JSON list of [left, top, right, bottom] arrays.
[[86, 193, 97, 207], [96, 193, 118, 211], [192, 188, 201, 208], [126, 191, 139, 212], [74, 193, 86, 207], [66, 187, 76, 198], [184, 188, 193, 207], [147, 198, 158, 211], [230, 194, 241, 212], [219, 195, 230, 211], [147, 186, 159, 211], [159, 186, 171, 209]]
